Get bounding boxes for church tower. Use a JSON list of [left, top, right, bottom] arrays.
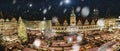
[[70, 9, 76, 26]]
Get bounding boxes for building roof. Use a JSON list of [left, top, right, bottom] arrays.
[[53, 9, 99, 26], [56, 17, 98, 26]]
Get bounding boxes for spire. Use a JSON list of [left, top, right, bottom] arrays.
[[71, 8, 76, 17]]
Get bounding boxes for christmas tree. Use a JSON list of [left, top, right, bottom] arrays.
[[18, 17, 27, 42]]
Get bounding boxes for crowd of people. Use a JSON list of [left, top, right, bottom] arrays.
[[0, 28, 120, 51]]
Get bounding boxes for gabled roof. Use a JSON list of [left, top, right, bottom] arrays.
[[11, 17, 17, 22], [84, 19, 89, 25], [56, 17, 98, 26], [91, 19, 95, 25], [63, 19, 68, 26], [77, 19, 82, 25]]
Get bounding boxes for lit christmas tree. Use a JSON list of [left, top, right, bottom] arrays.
[[18, 17, 27, 42]]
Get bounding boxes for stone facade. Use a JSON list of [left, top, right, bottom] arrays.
[[104, 18, 116, 27], [0, 10, 117, 34], [52, 10, 100, 32], [0, 18, 17, 35]]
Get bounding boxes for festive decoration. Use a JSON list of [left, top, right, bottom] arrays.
[[33, 39, 41, 49], [18, 17, 27, 41], [71, 44, 80, 51], [44, 29, 56, 38], [76, 35, 83, 42]]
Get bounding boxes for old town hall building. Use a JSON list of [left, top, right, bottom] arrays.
[[0, 9, 116, 33], [52, 9, 99, 32]]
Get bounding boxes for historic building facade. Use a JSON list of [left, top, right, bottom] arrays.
[[52, 10, 100, 32], [0, 18, 17, 35], [104, 18, 116, 28], [0, 10, 118, 34]]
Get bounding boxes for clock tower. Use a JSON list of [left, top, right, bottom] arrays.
[[70, 9, 76, 26]]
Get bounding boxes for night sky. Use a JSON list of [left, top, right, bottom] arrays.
[[0, 0, 120, 20]]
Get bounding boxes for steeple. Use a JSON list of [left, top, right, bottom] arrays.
[[70, 8, 76, 17]]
